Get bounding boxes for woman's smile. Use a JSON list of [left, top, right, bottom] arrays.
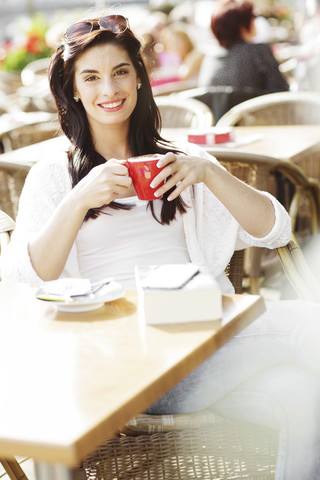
[[99, 98, 126, 112]]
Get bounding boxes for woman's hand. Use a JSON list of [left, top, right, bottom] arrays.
[[71, 159, 132, 210], [150, 151, 276, 238], [150, 152, 213, 201]]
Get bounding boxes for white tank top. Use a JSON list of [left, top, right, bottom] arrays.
[[76, 197, 190, 288]]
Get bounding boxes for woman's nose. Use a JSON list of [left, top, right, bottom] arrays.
[[101, 78, 119, 96]]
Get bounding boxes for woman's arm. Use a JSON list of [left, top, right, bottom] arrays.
[[28, 159, 132, 281], [151, 152, 276, 238]]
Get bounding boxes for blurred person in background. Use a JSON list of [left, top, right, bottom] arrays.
[[198, 0, 289, 92], [148, 21, 204, 88], [157, 23, 204, 83]]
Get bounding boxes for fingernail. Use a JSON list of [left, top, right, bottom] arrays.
[[150, 181, 156, 188], [154, 190, 161, 197]]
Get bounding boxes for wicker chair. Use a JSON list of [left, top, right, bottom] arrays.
[[216, 91, 320, 127], [154, 96, 214, 128], [206, 149, 320, 293]]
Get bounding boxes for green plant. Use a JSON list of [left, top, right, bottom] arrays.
[[0, 13, 51, 72]]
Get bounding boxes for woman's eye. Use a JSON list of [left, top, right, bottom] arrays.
[[114, 69, 128, 77], [85, 75, 98, 82]]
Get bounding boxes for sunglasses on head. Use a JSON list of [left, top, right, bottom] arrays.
[[65, 15, 129, 40]]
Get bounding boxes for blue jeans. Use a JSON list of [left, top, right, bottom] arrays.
[[146, 300, 320, 479]]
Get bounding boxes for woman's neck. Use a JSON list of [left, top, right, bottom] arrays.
[[92, 123, 131, 160]]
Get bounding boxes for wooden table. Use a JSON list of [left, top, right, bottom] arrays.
[[0, 282, 265, 478]]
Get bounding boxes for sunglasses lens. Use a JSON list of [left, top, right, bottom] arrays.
[[99, 15, 128, 33], [66, 21, 93, 39]]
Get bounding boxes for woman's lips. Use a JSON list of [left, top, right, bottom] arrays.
[[99, 99, 125, 111]]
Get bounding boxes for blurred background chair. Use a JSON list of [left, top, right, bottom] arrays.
[[216, 90, 320, 127], [154, 95, 214, 128], [0, 116, 61, 219], [0, 161, 30, 219], [175, 86, 265, 124], [0, 112, 61, 152], [0, 113, 60, 152]]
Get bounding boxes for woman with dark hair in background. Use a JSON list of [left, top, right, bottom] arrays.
[[198, 0, 289, 92], [1, 14, 320, 479]]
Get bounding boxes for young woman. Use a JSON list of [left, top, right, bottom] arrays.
[[2, 15, 320, 479]]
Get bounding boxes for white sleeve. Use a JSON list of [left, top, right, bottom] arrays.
[[236, 191, 291, 249]]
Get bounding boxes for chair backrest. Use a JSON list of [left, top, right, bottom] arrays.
[[154, 95, 214, 128], [0, 163, 29, 219], [207, 148, 320, 234], [216, 91, 320, 127], [176, 86, 265, 124], [1, 117, 60, 152]]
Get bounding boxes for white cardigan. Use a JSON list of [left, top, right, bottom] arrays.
[[1, 141, 291, 292]]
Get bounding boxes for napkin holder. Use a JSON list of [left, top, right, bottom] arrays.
[[135, 264, 222, 325]]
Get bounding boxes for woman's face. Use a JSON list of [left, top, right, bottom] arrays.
[[73, 42, 140, 132]]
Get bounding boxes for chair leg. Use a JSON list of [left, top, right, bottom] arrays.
[[0, 458, 29, 480]]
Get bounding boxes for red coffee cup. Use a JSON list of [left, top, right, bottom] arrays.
[[127, 154, 164, 200]]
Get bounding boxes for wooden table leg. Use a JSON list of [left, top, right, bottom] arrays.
[[0, 458, 28, 480]]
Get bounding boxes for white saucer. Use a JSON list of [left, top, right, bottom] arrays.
[[56, 302, 105, 313], [36, 281, 125, 313]]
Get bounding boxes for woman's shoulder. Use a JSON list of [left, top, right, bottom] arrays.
[[28, 149, 69, 177], [24, 149, 71, 195]]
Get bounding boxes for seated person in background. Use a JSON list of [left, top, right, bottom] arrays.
[[150, 22, 204, 88], [198, 0, 289, 92], [2, 14, 320, 479]]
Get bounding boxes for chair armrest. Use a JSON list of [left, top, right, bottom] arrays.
[[276, 234, 320, 302]]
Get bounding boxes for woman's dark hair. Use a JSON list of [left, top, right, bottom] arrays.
[[211, 0, 255, 48], [48, 18, 187, 224]]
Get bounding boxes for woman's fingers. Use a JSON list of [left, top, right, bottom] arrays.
[[76, 160, 132, 208]]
